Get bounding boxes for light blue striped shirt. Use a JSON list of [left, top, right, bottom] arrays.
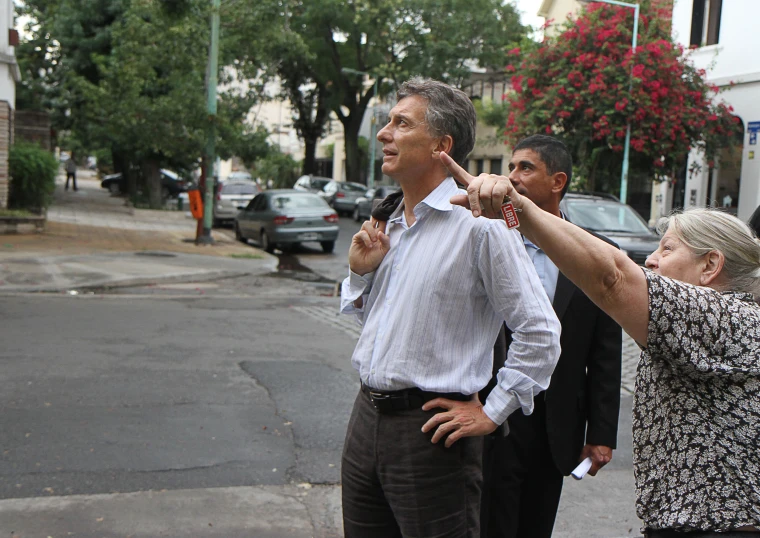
[[340, 178, 561, 425]]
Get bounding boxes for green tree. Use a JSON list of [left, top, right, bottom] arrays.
[[502, 1, 741, 193], [15, 0, 272, 208], [240, 0, 526, 183]]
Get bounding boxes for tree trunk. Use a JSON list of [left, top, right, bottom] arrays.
[[343, 119, 363, 184], [143, 159, 162, 209], [302, 138, 317, 175]]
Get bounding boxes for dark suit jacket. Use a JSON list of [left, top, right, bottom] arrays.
[[485, 235, 622, 476]]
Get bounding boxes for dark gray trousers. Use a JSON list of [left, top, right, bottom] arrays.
[[341, 388, 483, 538]]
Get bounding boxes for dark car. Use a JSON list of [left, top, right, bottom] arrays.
[[353, 185, 401, 221], [749, 205, 760, 237], [321, 180, 368, 216], [234, 189, 340, 253], [293, 174, 331, 194], [101, 169, 188, 199], [560, 193, 661, 265]]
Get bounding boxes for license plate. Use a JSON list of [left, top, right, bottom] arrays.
[[299, 233, 319, 241]]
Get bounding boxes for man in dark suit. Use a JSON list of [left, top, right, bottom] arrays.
[[479, 135, 622, 538]]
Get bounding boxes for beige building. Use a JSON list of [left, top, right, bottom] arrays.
[[538, 0, 583, 35]]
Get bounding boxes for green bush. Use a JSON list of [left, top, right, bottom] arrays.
[[8, 142, 58, 212]]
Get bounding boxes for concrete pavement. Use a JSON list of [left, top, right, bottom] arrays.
[[0, 172, 278, 293]]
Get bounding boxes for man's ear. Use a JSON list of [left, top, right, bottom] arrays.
[[551, 172, 568, 195], [700, 250, 725, 287], [433, 134, 454, 156]]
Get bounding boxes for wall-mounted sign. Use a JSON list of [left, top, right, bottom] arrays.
[[750, 151, 755, 160]]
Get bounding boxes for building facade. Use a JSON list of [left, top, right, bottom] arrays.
[[0, 0, 19, 208], [662, 0, 760, 222]]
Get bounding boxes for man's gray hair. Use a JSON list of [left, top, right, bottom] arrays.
[[656, 207, 760, 295], [397, 77, 476, 166]]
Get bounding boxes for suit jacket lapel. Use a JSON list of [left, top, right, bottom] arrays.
[[552, 271, 574, 320]]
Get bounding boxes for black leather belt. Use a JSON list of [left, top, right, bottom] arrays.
[[645, 530, 760, 537], [361, 383, 469, 413]]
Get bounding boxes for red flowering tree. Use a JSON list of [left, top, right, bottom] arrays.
[[503, 0, 742, 193]]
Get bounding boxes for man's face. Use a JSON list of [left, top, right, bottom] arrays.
[[507, 149, 564, 213], [376, 95, 440, 181]]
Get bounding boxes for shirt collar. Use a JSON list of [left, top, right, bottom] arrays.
[[524, 211, 566, 249], [388, 177, 459, 223]]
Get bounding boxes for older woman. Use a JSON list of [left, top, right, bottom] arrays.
[[439, 151, 760, 537]]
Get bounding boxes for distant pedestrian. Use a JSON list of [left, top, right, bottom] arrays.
[[65, 153, 78, 191]]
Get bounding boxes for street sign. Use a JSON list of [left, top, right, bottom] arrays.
[[746, 122, 760, 146]]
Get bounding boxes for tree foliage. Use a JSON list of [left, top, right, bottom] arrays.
[[15, 0, 273, 208], [237, 0, 527, 182], [503, 1, 742, 193]]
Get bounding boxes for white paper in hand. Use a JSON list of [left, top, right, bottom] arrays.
[[571, 457, 593, 480]]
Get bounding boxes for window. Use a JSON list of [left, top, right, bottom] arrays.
[[222, 183, 258, 195], [476, 159, 485, 175], [690, 0, 722, 47], [490, 159, 502, 175]]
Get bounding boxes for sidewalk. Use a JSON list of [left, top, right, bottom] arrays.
[[0, 172, 278, 293]]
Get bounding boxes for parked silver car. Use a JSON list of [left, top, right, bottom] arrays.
[[560, 193, 660, 265], [322, 180, 368, 216], [293, 174, 331, 194], [214, 181, 260, 226], [234, 190, 340, 253], [353, 185, 401, 221]]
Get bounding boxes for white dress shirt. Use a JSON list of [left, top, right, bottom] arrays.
[[340, 178, 561, 425]]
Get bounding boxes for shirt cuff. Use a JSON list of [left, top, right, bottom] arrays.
[[349, 270, 374, 296], [482, 385, 521, 426]]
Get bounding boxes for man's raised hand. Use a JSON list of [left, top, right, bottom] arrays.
[[348, 217, 391, 276], [440, 151, 522, 219]]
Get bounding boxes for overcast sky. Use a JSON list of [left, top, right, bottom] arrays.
[[514, 0, 546, 31]]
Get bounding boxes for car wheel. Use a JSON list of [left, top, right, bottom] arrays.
[[234, 222, 246, 243], [353, 207, 360, 222], [320, 240, 335, 254], [260, 230, 275, 253], [108, 183, 121, 195]]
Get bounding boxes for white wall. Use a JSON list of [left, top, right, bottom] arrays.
[[0, 0, 17, 107], [673, 0, 760, 221]]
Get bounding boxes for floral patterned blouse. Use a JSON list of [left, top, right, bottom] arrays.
[[634, 269, 760, 531]]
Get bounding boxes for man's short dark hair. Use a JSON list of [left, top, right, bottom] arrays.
[[397, 77, 476, 166], [513, 135, 573, 197]]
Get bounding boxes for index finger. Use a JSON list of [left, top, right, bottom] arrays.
[[439, 151, 473, 188], [440, 151, 483, 217]]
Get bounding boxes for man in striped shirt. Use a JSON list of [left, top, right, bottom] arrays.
[[339, 77, 561, 538]]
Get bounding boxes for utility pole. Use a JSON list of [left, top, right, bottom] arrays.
[[198, 0, 220, 245]]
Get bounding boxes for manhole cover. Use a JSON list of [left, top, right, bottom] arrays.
[[134, 251, 177, 258]]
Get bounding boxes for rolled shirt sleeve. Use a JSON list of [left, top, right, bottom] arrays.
[[340, 270, 375, 324], [478, 222, 562, 426]]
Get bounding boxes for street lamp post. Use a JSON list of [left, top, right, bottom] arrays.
[[578, 0, 639, 204], [198, 0, 220, 245], [341, 68, 378, 190]]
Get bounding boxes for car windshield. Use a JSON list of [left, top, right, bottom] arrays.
[[272, 193, 327, 210], [312, 179, 330, 190], [342, 183, 367, 193], [222, 183, 257, 195], [563, 200, 651, 234]]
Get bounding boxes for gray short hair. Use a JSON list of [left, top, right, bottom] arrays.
[[656, 207, 760, 294], [396, 77, 476, 166]]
